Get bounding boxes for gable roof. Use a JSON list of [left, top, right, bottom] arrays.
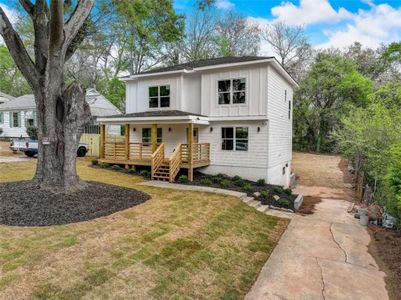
[[122, 56, 298, 87], [0, 92, 16, 105], [0, 89, 121, 117]]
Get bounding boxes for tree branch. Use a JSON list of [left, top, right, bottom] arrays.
[[0, 7, 39, 88], [63, 0, 94, 58], [19, 0, 34, 16]]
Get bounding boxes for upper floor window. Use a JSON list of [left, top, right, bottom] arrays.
[[218, 78, 246, 105], [0, 112, 3, 124], [10, 112, 20, 128], [288, 101, 291, 120], [149, 85, 170, 108], [285, 90, 287, 102], [222, 127, 248, 151]]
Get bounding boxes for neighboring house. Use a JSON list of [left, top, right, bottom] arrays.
[[0, 88, 121, 139], [0, 92, 15, 105], [98, 56, 297, 187]]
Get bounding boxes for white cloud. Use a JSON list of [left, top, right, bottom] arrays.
[[317, 3, 401, 49], [215, 0, 235, 10], [271, 0, 352, 26]]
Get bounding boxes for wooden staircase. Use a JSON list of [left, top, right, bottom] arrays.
[[152, 162, 171, 181]]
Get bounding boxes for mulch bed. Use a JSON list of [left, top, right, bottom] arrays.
[[0, 181, 151, 227], [297, 196, 322, 215], [182, 172, 297, 211], [368, 225, 401, 300]]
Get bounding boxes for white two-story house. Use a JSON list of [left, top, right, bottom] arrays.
[[97, 56, 297, 187]]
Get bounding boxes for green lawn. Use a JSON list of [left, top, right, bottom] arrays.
[[0, 159, 288, 299]]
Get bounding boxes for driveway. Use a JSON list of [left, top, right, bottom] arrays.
[[0, 141, 31, 163], [246, 152, 388, 300]]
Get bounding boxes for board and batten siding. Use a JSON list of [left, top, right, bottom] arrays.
[[126, 74, 182, 114], [266, 65, 293, 186], [200, 121, 269, 181], [200, 64, 268, 117], [0, 110, 30, 138]]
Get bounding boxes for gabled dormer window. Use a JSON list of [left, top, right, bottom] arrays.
[[218, 78, 246, 105], [149, 85, 170, 108]]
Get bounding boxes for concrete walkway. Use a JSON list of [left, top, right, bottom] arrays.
[[246, 153, 389, 300]]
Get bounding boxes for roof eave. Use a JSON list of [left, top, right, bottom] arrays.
[[97, 115, 209, 125]]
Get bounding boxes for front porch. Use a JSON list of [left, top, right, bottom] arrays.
[[97, 112, 211, 182]]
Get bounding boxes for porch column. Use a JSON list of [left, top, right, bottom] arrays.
[[99, 124, 105, 159], [187, 123, 194, 182], [151, 124, 158, 153], [125, 124, 130, 162]]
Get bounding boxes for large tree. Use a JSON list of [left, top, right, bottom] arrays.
[[0, 0, 94, 191]]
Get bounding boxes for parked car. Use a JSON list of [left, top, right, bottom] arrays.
[[11, 139, 89, 157]]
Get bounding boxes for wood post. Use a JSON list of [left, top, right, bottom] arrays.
[[125, 124, 130, 161], [99, 124, 105, 159], [187, 123, 194, 182], [151, 124, 158, 153]]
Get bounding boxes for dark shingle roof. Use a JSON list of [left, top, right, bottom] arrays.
[[100, 110, 206, 119], [135, 56, 274, 75]]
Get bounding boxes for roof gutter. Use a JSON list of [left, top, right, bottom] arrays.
[[97, 115, 210, 125]]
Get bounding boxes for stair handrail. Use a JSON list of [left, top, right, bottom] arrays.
[[151, 143, 165, 178], [169, 144, 182, 182]]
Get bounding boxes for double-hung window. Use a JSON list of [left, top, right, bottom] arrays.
[[221, 127, 248, 151], [0, 112, 3, 124], [149, 85, 170, 108], [10, 112, 20, 128], [142, 128, 162, 145], [218, 78, 246, 105]]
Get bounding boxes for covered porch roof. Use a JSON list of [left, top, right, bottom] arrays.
[[97, 110, 209, 125]]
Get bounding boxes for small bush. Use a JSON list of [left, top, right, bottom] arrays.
[[99, 162, 109, 169], [260, 190, 269, 199], [256, 179, 266, 186], [284, 188, 292, 195], [212, 176, 222, 184], [233, 178, 245, 187], [111, 165, 123, 171], [91, 159, 99, 166], [232, 175, 242, 181], [128, 167, 136, 174], [277, 198, 290, 207], [273, 186, 284, 194], [178, 175, 188, 183], [243, 183, 252, 193], [217, 173, 228, 179], [220, 179, 231, 188], [140, 170, 150, 178], [201, 177, 213, 186]]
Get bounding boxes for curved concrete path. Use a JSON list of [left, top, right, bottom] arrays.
[[246, 153, 388, 300]]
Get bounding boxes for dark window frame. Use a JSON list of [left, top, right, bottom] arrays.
[[148, 85, 170, 108], [142, 127, 163, 145], [218, 78, 246, 105], [221, 126, 249, 151]]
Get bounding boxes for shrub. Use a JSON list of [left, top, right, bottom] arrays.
[[260, 190, 269, 199], [220, 179, 231, 188], [128, 167, 136, 174], [212, 176, 222, 184], [178, 175, 188, 183], [243, 183, 252, 193], [111, 165, 123, 171], [91, 159, 99, 166], [233, 178, 245, 187], [99, 162, 109, 169], [232, 175, 242, 181], [201, 177, 212, 186], [140, 170, 150, 178], [284, 188, 292, 195], [273, 186, 284, 194], [277, 198, 290, 207], [26, 126, 38, 139], [256, 179, 266, 186], [217, 173, 228, 179]]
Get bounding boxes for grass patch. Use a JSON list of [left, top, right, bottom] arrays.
[[0, 158, 288, 299]]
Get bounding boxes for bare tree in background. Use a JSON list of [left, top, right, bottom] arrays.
[[215, 11, 260, 57], [0, 0, 94, 192], [262, 22, 311, 80]]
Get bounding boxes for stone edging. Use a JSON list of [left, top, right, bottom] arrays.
[[140, 181, 298, 219]]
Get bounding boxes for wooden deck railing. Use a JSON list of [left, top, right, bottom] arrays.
[[104, 142, 126, 160], [181, 143, 210, 163], [169, 144, 182, 182], [151, 143, 165, 178], [129, 143, 152, 160]]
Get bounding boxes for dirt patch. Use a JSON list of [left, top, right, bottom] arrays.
[[297, 196, 322, 215], [338, 158, 354, 184], [368, 225, 401, 300], [0, 181, 151, 226]]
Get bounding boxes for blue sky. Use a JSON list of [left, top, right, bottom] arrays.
[[2, 0, 401, 54]]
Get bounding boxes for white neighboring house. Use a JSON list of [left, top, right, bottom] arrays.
[[0, 88, 121, 139], [98, 56, 297, 187]]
